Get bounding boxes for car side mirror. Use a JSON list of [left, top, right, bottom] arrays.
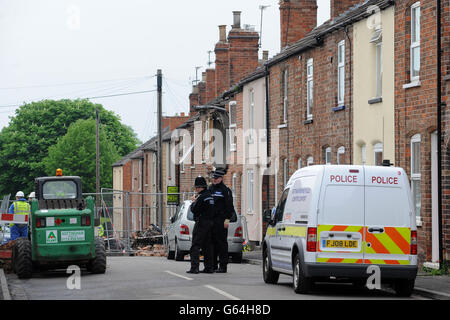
[[263, 209, 272, 223], [170, 216, 175, 224]]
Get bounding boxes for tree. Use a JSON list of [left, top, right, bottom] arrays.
[[43, 119, 119, 193], [0, 99, 139, 195]]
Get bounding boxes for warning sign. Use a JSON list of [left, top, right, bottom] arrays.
[[46, 230, 58, 244]]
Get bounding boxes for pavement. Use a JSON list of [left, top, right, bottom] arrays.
[[243, 247, 450, 300]]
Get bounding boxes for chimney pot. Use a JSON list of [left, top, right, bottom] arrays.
[[181, 112, 185, 117], [263, 50, 269, 61], [202, 72, 207, 82], [232, 11, 241, 29], [219, 25, 227, 42]]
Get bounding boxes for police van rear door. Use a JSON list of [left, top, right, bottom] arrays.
[[364, 167, 412, 265], [317, 166, 365, 264]]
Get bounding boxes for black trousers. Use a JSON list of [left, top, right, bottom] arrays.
[[190, 219, 214, 270], [212, 218, 229, 269]]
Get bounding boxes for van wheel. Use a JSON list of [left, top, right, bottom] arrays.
[[293, 253, 312, 294], [174, 239, 184, 261], [263, 248, 279, 284], [394, 279, 415, 297]]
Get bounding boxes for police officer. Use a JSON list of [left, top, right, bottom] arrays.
[[9, 191, 30, 241], [187, 176, 215, 274], [209, 168, 235, 273]]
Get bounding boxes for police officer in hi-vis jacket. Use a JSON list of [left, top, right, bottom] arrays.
[[187, 176, 216, 274], [209, 168, 234, 273]]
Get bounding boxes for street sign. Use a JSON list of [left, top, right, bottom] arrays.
[[167, 186, 179, 205]]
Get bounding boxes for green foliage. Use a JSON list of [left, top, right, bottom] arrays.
[[43, 119, 120, 193], [0, 99, 139, 195]]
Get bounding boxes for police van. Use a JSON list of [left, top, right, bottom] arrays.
[[263, 165, 418, 296]]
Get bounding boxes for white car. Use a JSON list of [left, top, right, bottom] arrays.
[[263, 165, 418, 296], [165, 200, 244, 263]]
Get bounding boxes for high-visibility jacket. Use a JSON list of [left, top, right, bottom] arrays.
[[10, 199, 30, 227]]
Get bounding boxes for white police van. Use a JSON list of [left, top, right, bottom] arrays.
[[263, 165, 418, 296]]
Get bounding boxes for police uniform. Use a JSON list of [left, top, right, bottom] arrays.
[[187, 177, 216, 274], [209, 169, 235, 273]]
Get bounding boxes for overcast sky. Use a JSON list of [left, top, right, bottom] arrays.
[[0, 0, 330, 143]]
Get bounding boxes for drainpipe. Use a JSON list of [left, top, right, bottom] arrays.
[[265, 65, 271, 211], [345, 25, 353, 164], [436, 0, 443, 268]]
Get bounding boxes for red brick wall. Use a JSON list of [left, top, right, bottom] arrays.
[[394, 0, 449, 263], [280, 0, 317, 49], [330, 0, 362, 19], [268, 28, 353, 204], [228, 28, 259, 86], [206, 69, 216, 103]]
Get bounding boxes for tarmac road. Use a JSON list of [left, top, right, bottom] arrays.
[[5, 256, 428, 300]]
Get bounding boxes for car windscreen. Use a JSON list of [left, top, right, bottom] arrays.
[[43, 180, 77, 199]]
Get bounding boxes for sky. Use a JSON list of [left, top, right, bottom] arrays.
[[0, 0, 330, 144]]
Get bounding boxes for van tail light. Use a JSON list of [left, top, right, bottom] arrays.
[[306, 227, 317, 252], [36, 218, 46, 228], [180, 224, 190, 235], [410, 230, 417, 255], [234, 226, 243, 237], [81, 215, 91, 226]]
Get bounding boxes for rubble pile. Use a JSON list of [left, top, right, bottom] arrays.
[[134, 244, 167, 257]]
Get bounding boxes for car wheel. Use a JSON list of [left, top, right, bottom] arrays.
[[293, 253, 312, 294], [231, 252, 242, 263], [393, 279, 415, 297], [174, 239, 184, 261], [263, 248, 279, 284], [166, 238, 175, 260]]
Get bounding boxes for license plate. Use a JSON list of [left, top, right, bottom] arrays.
[[324, 240, 358, 249], [61, 230, 85, 242]]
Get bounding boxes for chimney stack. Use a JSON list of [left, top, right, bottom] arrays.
[[219, 25, 227, 42], [280, 0, 317, 49], [232, 11, 241, 29], [330, 0, 361, 20]]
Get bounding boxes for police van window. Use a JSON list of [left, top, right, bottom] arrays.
[[284, 176, 316, 223], [275, 189, 290, 223], [43, 181, 77, 200], [321, 185, 365, 226]]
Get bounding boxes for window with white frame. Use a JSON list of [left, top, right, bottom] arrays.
[[307, 156, 314, 167], [307, 59, 314, 120], [370, 27, 383, 98], [283, 158, 288, 187], [204, 121, 210, 160], [410, 2, 421, 81], [249, 89, 255, 143], [361, 144, 367, 165], [247, 170, 254, 212], [411, 134, 421, 224], [337, 146, 345, 165], [298, 158, 302, 169], [229, 101, 237, 152], [374, 143, 383, 166], [232, 173, 237, 208], [181, 135, 186, 172], [325, 147, 332, 165], [283, 70, 288, 123], [337, 40, 345, 105]]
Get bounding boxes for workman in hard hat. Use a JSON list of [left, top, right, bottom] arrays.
[[28, 192, 36, 202], [187, 176, 216, 274], [8, 191, 30, 240]]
